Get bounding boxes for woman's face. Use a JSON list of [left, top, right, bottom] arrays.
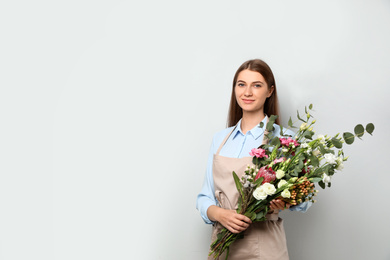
[[234, 69, 274, 115]]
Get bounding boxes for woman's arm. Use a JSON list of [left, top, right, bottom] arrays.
[[196, 134, 218, 224]]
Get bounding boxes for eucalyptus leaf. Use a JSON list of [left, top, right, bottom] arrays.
[[366, 123, 375, 135], [259, 121, 264, 128], [279, 125, 284, 137], [354, 124, 364, 139], [270, 136, 281, 146], [331, 137, 343, 149], [303, 130, 314, 140], [343, 132, 355, 145], [309, 155, 319, 167]]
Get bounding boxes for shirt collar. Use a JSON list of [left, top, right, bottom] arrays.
[[233, 116, 268, 140]]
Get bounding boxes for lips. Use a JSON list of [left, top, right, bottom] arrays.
[[242, 99, 255, 104]]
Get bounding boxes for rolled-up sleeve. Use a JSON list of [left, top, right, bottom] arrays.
[[196, 135, 218, 224], [289, 201, 312, 213]]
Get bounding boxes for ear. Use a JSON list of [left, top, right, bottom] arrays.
[[267, 85, 275, 98]]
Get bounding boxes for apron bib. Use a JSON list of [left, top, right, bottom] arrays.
[[208, 125, 289, 260]]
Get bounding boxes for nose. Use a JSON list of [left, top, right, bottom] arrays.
[[244, 85, 252, 96]]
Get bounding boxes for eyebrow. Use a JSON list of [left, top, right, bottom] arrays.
[[237, 80, 265, 85]]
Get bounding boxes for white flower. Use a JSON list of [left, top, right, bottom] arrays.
[[317, 134, 326, 143], [324, 153, 337, 164], [312, 149, 321, 156], [322, 173, 331, 184], [301, 143, 309, 149], [277, 179, 288, 189], [281, 189, 291, 198], [336, 164, 344, 170], [262, 183, 276, 195], [253, 186, 267, 200], [276, 169, 285, 179], [300, 123, 308, 131], [282, 148, 289, 153]]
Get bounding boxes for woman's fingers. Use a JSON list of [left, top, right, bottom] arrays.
[[220, 210, 252, 233], [270, 199, 289, 210]]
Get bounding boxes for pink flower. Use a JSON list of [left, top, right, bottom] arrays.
[[273, 157, 286, 164], [249, 148, 268, 158], [279, 137, 300, 147], [255, 166, 276, 184]]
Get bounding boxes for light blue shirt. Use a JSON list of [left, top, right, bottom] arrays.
[[196, 116, 312, 224]]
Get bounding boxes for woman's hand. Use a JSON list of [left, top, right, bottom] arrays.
[[207, 206, 252, 234], [269, 199, 290, 212]]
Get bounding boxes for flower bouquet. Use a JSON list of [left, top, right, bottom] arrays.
[[209, 104, 375, 259]]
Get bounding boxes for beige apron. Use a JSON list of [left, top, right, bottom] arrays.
[[208, 125, 289, 260]]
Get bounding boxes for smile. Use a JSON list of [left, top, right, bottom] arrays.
[[242, 99, 255, 104]]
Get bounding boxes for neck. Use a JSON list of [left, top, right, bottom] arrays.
[[241, 110, 266, 134]]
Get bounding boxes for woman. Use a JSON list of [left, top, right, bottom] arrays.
[[196, 59, 311, 260]]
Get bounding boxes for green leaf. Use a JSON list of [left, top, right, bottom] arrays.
[[270, 136, 281, 146], [309, 155, 319, 167], [366, 123, 375, 135], [259, 121, 264, 128], [309, 104, 313, 110], [303, 130, 314, 140], [319, 180, 326, 189], [343, 132, 355, 145], [354, 124, 364, 139], [331, 137, 343, 149], [245, 211, 256, 221], [266, 115, 278, 132], [254, 176, 264, 186], [319, 144, 327, 154], [288, 117, 293, 128], [256, 211, 267, 221], [309, 177, 322, 183], [297, 110, 305, 123], [232, 172, 244, 200]]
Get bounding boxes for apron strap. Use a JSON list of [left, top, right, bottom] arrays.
[[216, 125, 237, 155]]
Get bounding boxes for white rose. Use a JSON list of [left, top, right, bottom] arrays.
[[277, 179, 288, 189], [322, 173, 331, 184], [253, 186, 267, 200], [281, 189, 291, 198], [262, 183, 276, 195], [282, 148, 289, 153], [324, 153, 337, 164], [276, 169, 285, 179]]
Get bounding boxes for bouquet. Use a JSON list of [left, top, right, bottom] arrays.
[[209, 104, 375, 259]]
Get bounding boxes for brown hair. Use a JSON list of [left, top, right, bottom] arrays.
[[227, 59, 280, 127]]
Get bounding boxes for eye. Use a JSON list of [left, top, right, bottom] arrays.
[[237, 83, 245, 87], [254, 84, 262, 88]]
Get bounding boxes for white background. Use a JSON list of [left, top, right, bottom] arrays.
[[1, 1, 389, 259]]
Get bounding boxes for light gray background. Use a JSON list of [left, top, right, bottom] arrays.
[[1, 1, 389, 259]]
